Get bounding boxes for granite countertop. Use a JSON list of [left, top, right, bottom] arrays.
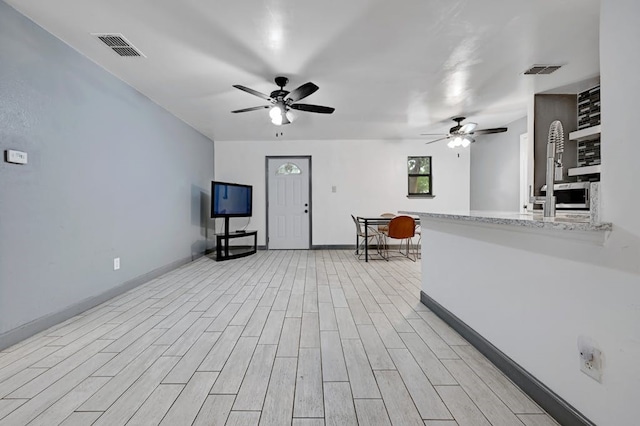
[[399, 210, 612, 232]]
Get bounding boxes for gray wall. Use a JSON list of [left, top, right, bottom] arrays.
[[470, 117, 527, 212], [0, 1, 214, 345]]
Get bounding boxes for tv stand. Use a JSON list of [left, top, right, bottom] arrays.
[[216, 217, 257, 261]]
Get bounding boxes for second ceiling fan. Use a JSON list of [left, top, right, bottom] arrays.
[[422, 117, 507, 148], [232, 76, 335, 125]]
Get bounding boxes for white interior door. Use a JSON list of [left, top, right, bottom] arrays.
[[267, 157, 310, 249]]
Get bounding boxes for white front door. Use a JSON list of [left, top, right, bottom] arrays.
[[267, 157, 311, 249]]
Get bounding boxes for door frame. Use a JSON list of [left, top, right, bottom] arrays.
[[519, 133, 533, 213], [265, 155, 313, 250]]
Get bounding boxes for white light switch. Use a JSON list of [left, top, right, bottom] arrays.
[[332, 186, 337, 193], [6, 150, 28, 165], [113, 257, 120, 270]]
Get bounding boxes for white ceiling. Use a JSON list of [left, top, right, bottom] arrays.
[[5, 0, 601, 141]]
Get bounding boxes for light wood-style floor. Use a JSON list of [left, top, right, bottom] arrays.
[[0, 250, 558, 426]]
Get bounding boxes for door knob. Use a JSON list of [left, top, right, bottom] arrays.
[[304, 203, 308, 207], [304, 210, 308, 213]]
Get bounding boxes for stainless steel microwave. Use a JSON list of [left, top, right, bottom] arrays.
[[540, 182, 591, 209]]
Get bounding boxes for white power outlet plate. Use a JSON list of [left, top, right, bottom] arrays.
[[113, 257, 120, 270], [578, 336, 603, 382]]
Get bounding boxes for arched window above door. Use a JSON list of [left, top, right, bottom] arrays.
[[275, 162, 302, 175]]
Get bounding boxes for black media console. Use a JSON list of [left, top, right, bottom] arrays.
[[215, 217, 257, 261]]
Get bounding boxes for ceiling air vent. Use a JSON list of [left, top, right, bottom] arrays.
[[523, 65, 562, 75], [93, 33, 145, 57]]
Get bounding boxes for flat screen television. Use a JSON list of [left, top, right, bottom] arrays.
[[211, 181, 253, 218]]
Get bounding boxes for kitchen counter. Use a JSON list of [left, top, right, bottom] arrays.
[[410, 209, 633, 426], [399, 210, 612, 232]]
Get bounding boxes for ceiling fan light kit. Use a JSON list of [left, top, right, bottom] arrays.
[[232, 76, 335, 126], [269, 103, 293, 126], [423, 116, 508, 148], [447, 135, 473, 148]]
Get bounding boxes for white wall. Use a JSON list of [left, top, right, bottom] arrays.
[[601, 0, 640, 237], [420, 1, 640, 424], [470, 117, 527, 212], [214, 139, 470, 246]]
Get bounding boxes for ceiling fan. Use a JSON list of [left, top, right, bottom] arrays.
[[231, 76, 335, 126], [422, 117, 508, 148]]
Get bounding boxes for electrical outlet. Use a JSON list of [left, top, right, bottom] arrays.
[[113, 257, 120, 270], [578, 336, 602, 382]]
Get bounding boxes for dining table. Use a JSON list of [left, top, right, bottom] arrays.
[[356, 215, 420, 262]]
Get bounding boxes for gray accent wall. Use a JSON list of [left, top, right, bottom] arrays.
[[0, 2, 214, 344], [470, 116, 527, 212]]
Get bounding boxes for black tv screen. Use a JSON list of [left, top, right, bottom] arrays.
[[211, 181, 253, 218]]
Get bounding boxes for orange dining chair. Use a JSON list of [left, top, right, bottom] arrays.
[[382, 215, 416, 261]]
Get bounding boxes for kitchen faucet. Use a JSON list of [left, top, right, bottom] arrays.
[[530, 120, 564, 219]]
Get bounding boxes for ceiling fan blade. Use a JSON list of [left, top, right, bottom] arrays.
[[232, 85, 273, 102], [420, 133, 448, 136], [425, 136, 450, 145], [231, 105, 271, 113], [459, 122, 478, 133], [474, 127, 508, 135], [287, 82, 319, 102], [290, 103, 335, 114]]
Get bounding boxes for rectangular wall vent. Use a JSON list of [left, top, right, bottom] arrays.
[[524, 65, 562, 75], [92, 33, 145, 57]]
